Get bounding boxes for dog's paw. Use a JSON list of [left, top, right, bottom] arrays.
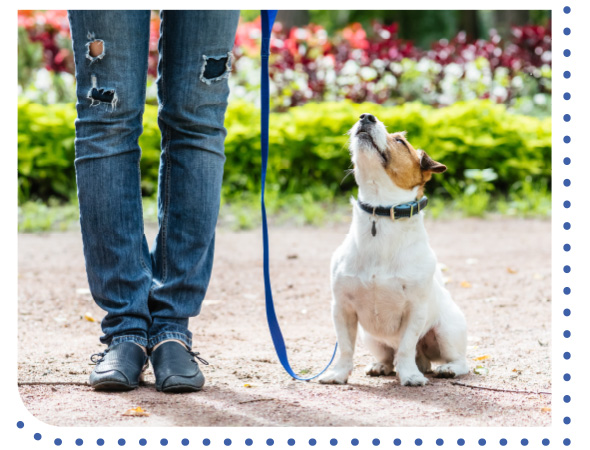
[[433, 362, 469, 379], [318, 369, 350, 385], [399, 371, 429, 387], [365, 362, 395, 377]]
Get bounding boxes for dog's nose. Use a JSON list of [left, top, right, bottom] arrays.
[[360, 113, 376, 124]]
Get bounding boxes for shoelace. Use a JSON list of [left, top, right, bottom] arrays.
[[90, 348, 110, 365], [90, 346, 208, 366], [189, 350, 209, 366]]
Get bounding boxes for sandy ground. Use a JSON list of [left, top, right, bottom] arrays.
[[18, 218, 551, 427]]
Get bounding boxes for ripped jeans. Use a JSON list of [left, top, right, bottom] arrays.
[[67, 11, 240, 350]]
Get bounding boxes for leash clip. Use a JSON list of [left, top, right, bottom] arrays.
[[390, 206, 395, 221], [410, 204, 414, 218]]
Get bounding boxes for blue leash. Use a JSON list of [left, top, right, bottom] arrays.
[[260, 10, 338, 381]]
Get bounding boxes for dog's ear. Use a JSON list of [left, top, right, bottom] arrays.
[[419, 150, 447, 173]]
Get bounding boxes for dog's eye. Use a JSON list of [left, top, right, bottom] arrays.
[[396, 138, 404, 144]]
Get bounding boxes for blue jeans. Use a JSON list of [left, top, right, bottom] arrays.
[[68, 10, 240, 350]]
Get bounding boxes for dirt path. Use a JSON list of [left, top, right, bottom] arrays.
[[18, 218, 551, 427]]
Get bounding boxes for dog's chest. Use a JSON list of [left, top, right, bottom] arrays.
[[333, 217, 434, 339], [353, 273, 408, 334]]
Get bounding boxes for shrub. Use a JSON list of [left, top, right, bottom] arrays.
[[18, 99, 551, 206], [18, 99, 77, 203]]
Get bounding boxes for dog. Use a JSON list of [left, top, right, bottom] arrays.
[[318, 113, 468, 386]]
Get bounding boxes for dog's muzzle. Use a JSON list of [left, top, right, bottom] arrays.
[[356, 113, 376, 134], [355, 114, 381, 152]]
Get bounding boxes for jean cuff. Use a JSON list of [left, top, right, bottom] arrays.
[[148, 332, 192, 350], [110, 334, 149, 348]]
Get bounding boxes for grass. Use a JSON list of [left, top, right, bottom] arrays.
[[18, 190, 551, 233], [18, 199, 80, 232]]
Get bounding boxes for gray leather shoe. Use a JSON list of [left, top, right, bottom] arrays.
[[89, 342, 148, 391], [150, 341, 208, 393]]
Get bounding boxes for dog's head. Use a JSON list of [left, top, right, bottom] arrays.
[[348, 113, 446, 199]]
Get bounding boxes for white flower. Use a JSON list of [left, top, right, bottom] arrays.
[[437, 93, 455, 105], [34, 68, 52, 91], [465, 63, 481, 82], [511, 75, 523, 89], [444, 63, 463, 78], [492, 85, 507, 101], [294, 28, 308, 40], [325, 69, 336, 84], [380, 73, 397, 88], [389, 62, 403, 74], [379, 29, 391, 39], [417, 57, 434, 73], [341, 60, 360, 76], [462, 48, 476, 61], [372, 59, 386, 71], [495, 66, 509, 79], [534, 93, 547, 105], [360, 66, 378, 81]]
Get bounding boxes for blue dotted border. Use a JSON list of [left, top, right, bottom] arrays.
[[14, 424, 574, 448], [14, 421, 571, 448], [14, 5, 572, 449], [561, 4, 572, 449]]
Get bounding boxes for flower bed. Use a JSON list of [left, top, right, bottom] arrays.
[[18, 11, 551, 116], [231, 18, 551, 114]]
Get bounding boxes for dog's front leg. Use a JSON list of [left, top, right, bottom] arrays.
[[396, 306, 429, 386], [318, 300, 357, 385]]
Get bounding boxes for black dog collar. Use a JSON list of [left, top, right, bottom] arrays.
[[357, 196, 428, 236]]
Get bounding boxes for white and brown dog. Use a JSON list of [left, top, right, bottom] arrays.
[[318, 113, 468, 386]]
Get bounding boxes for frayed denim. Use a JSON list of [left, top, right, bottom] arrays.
[[68, 10, 240, 350]]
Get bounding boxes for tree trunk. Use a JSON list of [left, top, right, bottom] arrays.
[[493, 10, 531, 38], [459, 10, 480, 40], [276, 10, 310, 29]]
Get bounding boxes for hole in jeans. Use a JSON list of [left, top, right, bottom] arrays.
[[87, 74, 118, 110], [85, 32, 105, 63], [200, 52, 232, 85], [89, 40, 104, 57]]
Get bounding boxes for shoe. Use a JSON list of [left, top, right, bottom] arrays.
[[150, 341, 208, 393], [89, 342, 148, 391]]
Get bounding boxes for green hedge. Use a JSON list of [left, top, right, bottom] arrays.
[[18, 99, 551, 204]]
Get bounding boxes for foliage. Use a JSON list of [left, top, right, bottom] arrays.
[[455, 168, 499, 217], [223, 100, 551, 200], [308, 11, 550, 46], [496, 176, 551, 217], [18, 199, 80, 232], [18, 99, 551, 210], [18, 27, 44, 88], [18, 185, 550, 233], [18, 99, 77, 204]]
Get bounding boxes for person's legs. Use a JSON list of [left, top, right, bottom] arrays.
[[148, 10, 240, 350], [68, 10, 152, 350]]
